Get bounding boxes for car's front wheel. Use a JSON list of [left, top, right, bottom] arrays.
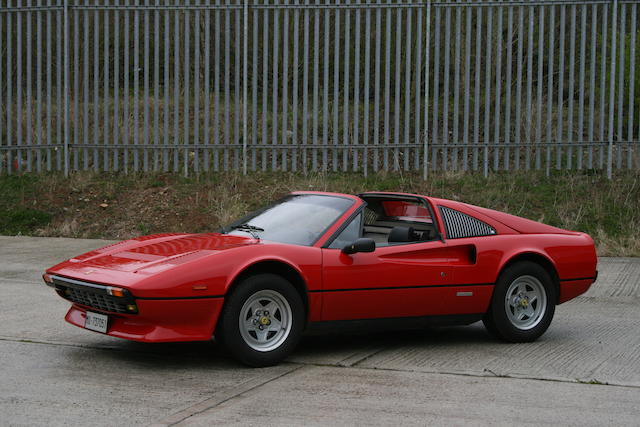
[[217, 273, 304, 367], [483, 261, 556, 342]]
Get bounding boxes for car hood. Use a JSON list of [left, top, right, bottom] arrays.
[[62, 233, 259, 274]]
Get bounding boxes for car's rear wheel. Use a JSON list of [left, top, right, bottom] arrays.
[[217, 273, 304, 367], [483, 261, 556, 342]]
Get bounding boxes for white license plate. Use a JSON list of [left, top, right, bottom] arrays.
[[85, 311, 108, 333]]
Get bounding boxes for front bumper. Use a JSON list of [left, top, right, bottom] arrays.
[[65, 297, 224, 342], [50, 274, 224, 342]]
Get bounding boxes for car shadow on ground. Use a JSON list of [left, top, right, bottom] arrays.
[[63, 322, 500, 370]]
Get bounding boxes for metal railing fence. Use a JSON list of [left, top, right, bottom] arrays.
[[0, 0, 638, 177]]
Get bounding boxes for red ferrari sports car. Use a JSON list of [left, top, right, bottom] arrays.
[[44, 191, 597, 366]]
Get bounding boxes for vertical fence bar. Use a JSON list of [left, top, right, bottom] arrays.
[[104, 2, 110, 171], [0, 5, 3, 173], [47, 1, 53, 170], [493, 5, 502, 172], [422, 0, 430, 179], [472, 6, 481, 171], [36, 1, 43, 172], [134, 0, 140, 171], [172, 3, 179, 171], [607, 0, 617, 180], [504, 5, 512, 170], [322, 0, 330, 171], [393, 3, 402, 172], [16, 0, 22, 173], [383, 0, 391, 171], [214, 0, 221, 170], [272, 0, 280, 170], [441, 6, 450, 172], [204, 0, 211, 172], [403, 3, 411, 171], [281, 0, 289, 171], [93, 4, 100, 171], [163, 3, 171, 171], [63, 0, 69, 175], [72, 0, 79, 170], [183, 0, 191, 175], [363, 1, 372, 176], [27, 0, 32, 172], [526, 5, 534, 170], [193, 0, 200, 173], [244, 0, 250, 174], [153, 0, 160, 171], [332, 0, 340, 171], [224, 0, 230, 170], [616, 2, 625, 170], [373, 0, 381, 172], [556, 5, 565, 170], [251, 0, 259, 171], [588, 3, 597, 169], [515, 6, 523, 170], [55, 0, 62, 170], [628, 4, 637, 169], [292, 0, 299, 172], [124, 3, 130, 171], [262, 0, 269, 171], [577, 3, 586, 170], [113, 2, 120, 171], [565, 4, 576, 170], [343, 1, 351, 172], [234, 0, 241, 169], [463, 3, 471, 171], [413, 5, 422, 171], [483, 6, 492, 178], [599, 4, 608, 169], [452, 2, 461, 171], [353, 0, 361, 171], [142, 0, 150, 172], [312, 0, 319, 171], [535, 4, 544, 170], [302, 0, 310, 173], [6, 3, 12, 174], [546, 5, 554, 175], [431, 6, 441, 171]]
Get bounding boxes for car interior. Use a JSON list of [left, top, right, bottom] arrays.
[[358, 195, 440, 246]]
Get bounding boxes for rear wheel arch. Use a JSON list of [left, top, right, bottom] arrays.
[[225, 260, 309, 319], [498, 252, 560, 304]]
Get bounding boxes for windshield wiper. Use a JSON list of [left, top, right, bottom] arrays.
[[229, 223, 264, 239]]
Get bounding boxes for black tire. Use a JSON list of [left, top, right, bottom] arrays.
[[216, 273, 304, 367], [483, 261, 556, 343]]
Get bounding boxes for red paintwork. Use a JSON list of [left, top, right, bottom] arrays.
[[45, 191, 598, 343]]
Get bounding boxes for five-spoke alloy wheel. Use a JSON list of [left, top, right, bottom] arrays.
[[483, 261, 556, 342], [217, 273, 304, 367]]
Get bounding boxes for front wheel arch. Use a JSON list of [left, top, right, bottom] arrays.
[[225, 260, 309, 321]]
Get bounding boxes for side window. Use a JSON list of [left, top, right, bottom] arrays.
[[328, 213, 363, 249], [439, 206, 496, 239]]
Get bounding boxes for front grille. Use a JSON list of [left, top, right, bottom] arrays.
[[51, 275, 135, 314], [63, 287, 129, 314]]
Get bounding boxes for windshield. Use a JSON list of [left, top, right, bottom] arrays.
[[225, 194, 354, 246]]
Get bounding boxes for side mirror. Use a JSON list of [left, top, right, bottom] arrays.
[[341, 238, 376, 255]]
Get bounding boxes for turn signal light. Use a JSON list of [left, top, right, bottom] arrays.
[[106, 286, 125, 297], [42, 273, 53, 284]]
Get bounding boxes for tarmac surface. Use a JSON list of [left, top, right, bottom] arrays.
[[1, 236, 639, 426]]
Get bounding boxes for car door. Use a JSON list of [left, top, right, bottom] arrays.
[[320, 211, 456, 321]]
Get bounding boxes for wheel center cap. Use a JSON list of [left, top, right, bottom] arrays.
[[260, 316, 271, 326], [520, 298, 529, 308]]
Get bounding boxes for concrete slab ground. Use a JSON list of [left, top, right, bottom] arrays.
[[1, 236, 639, 426]]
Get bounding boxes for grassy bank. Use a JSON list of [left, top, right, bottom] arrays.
[[0, 170, 638, 256]]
